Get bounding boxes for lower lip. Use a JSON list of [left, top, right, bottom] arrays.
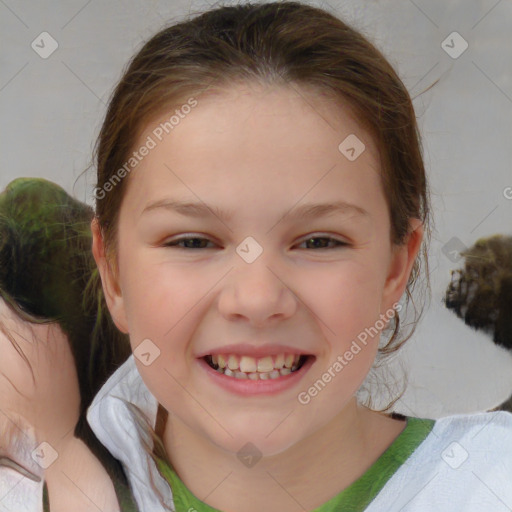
[[197, 356, 315, 396]]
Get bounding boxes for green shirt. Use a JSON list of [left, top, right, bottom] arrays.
[[155, 415, 436, 512]]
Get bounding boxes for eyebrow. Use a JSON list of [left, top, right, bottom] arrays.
[[141, 199, 370, 222]]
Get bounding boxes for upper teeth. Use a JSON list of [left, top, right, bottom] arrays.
[[215, 353, 299, 371], [208, 353, 303, 378]]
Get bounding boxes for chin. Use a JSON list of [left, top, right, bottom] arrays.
[[206, 420, 307, 459]]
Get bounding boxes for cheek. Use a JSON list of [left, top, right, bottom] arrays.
[[0, 322, 80, 445], [0, 335, 34, 399], [304, 260, 384, 338], [299, 261, 384, 397], [120, 254, 212, 369], [296, 265, 382, 413], [119, 247, 204, 335]]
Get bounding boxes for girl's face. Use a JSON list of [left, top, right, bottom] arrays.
[[93, 84, 422, 456], [0, 298, 80, 457]]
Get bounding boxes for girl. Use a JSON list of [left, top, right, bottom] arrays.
[[87, 1, 512, 511], [0, 178, 136, 510]]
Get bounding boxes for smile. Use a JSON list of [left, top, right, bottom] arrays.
[[203, 353, 309, 380]]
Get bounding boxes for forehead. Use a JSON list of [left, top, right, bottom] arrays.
[[123, 83, 383, 216]]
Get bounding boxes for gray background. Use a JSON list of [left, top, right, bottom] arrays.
[[1, 0, 511, 418]]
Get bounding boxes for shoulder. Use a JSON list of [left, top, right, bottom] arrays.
[[367, 411, 512, 511], [429, 410, 512, 469], [406, 410, 512, 477], [432, 409, 512, 447], [420, 410, 512, 476], [434, 409, 512, 432]]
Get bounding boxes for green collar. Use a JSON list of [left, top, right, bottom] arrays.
[[156, 415, 435, 512]]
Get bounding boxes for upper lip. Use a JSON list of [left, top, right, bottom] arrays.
[[196, 343, 313, 358]]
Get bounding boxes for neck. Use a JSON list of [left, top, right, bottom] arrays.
[[163, 398, 403, 512]]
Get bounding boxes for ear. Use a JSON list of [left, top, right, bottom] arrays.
[[91, 218, 129, 334], [381, 218, 424, 314]]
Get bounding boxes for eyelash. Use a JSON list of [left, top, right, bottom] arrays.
[[162, 235, 349, 250]]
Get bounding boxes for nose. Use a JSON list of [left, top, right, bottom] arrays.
[[217, 256, 297, 327]]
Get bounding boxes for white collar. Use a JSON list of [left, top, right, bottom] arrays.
[[86, 355, 175, 511]]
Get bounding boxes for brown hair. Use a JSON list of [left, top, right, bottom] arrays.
[[93, 0, 432, 438]]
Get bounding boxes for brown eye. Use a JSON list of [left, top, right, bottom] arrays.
[[298, 236, 348, 250], [163, 236, 216, 249]]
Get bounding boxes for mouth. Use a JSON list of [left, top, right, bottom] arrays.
[[202, 353, 310, 380]]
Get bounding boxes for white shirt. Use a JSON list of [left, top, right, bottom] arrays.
[[366, 408, 512, 511]]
